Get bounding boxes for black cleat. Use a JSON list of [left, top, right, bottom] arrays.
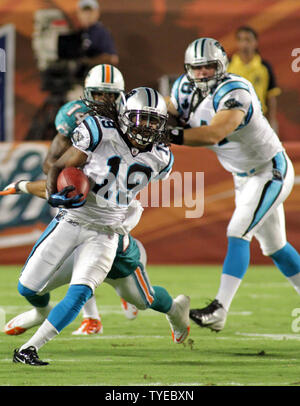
[[189, 299, 227, 332], [13, 346, 49, 366]]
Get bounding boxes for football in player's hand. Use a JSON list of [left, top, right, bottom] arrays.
[[57, 167, 90, 201]]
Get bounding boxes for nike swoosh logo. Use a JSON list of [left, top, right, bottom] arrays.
[[15, 356, 26, 364], [175, 332, 187, 343]]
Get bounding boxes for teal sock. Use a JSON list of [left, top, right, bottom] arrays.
[[149, 286, 173, 314], [223, 237, 250, 279], [270, 243, 300, 277]]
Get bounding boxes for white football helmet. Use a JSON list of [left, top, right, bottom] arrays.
[[184, 38, 228, 96], [84, 64, 125, 108], [120, 87, 168, 146]]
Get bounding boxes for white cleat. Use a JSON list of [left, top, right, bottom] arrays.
[[166, 295, 190, 344], [120, 298, 138, 320], [189, 299, 227, 332], [4, 307, 51, 335], [72, 318, 103, 335]]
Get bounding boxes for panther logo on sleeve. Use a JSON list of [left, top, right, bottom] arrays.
[[224, 98, 244, 109], [72, 131, 84, 145]]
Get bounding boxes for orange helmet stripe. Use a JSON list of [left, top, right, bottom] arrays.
[[104, 64, 111, 83]]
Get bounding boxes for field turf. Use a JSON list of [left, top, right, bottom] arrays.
[[0, 264, 300, 388]]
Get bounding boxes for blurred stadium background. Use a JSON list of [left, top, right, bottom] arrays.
[[0, 0, 300, 266]]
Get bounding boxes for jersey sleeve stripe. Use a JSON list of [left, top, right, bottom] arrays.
[[159, 151, 174, 174], [213, 81, 250, 112], [237, 103, 253, 130], [84, 116, 103, 152]]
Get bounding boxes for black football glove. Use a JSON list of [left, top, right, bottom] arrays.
[[167, 127, 184, 145], [48, 186, 86, 209]]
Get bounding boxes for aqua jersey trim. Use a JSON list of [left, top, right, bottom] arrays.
[[213, 81, 250, 112], [84, 116, 103, 152]]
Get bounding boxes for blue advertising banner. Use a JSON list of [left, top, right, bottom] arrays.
[[0, 142, 55, 263]]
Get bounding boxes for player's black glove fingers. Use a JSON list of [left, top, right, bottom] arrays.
[[167, 127, 184, 145], [69, 197, 86, 208], [48, 186, 85, 208], [59, 185, 75, 196]]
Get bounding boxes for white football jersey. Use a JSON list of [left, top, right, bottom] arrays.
[[171, 73, 283, 174], [65, 115, 173, 233]]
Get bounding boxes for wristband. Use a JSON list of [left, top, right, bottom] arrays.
[[17, 181, 30, 194], [170, 128, 184, 145]]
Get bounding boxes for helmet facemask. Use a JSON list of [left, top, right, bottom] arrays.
[[185, 61, 223, 96], [184, 38, 228, 97], [121, 109, 167, 146], [83, 64, 125, 109], [84, 87, 123, 107]]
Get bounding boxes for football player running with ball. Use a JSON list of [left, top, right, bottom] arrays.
[[168, 37, 300, 332], [12, 87, 190, 366], [2, 64, 139, 336]]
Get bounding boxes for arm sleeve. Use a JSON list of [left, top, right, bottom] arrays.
[[71, 122, 92, 153], [216, 88, 252, 114], [154, 149, 174, 181], [55, 105, 71, 137], [170, 75, 185, 113]]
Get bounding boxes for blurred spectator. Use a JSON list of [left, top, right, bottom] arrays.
[[58, 0, 119, 93], [27, 0, 119, 140], [228, 26, 281, 133], [75, 0, 118, 66]]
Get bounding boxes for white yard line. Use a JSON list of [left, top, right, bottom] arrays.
[[229, 311, 252, 316], [55, 334, 165, 341], [236, 332, 300, 341]]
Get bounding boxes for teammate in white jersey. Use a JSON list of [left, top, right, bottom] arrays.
[[2, 64, 138, 335], [168, 37, 300, 331], [12, 87, 190, 365]]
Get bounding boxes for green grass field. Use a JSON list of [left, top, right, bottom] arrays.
[[0, 264, 300, 387]]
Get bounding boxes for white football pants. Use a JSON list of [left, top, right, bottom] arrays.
[[227, 151, 294, 255], [34, 239, 153, 310], [19, 217, 119, 294]]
